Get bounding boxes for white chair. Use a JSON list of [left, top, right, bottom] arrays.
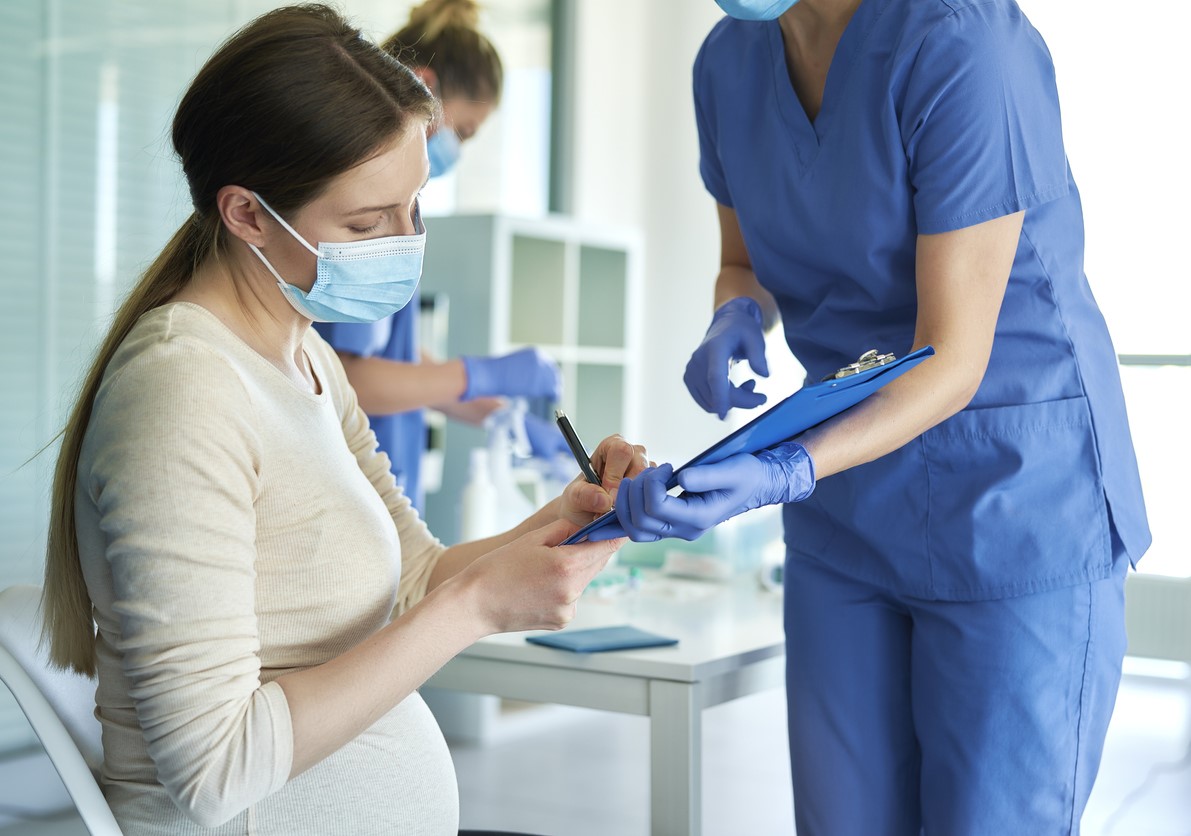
[[0, 584, 122, 835]]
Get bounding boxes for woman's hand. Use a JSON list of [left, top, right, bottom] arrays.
[[559, 434, 651, 526], [459, 519, 625, 635]]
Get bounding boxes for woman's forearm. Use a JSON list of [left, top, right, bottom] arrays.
[[276, 575, 483, 778], [425, 497, 565, 591]]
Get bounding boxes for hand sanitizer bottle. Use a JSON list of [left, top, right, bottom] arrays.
[[460, 447, 499, 541]]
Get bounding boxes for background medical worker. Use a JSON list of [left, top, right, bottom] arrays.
[[41, 6, 644, 832], [608, 0, 1152, 832], [315, 0, 567, 513]]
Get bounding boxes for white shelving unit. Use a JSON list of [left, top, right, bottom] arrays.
[[420, 212, 643, 545], [417, 212, 642, 746]]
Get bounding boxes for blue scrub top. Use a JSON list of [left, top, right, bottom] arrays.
[[314, 287, 425, 511], [694, 0, 1150, 600]]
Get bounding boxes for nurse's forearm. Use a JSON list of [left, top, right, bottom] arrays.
[[798, 212, 1022, 480], [714, 266, 780, 331], [714, 202, 780, 329], [430, 396, 503, 425], [797, 346, 978, 481], [336, 352, 467, 415]]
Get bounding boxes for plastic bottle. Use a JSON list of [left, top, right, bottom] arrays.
[[460, 447, 499, 541], [483, 405, 539, 531]]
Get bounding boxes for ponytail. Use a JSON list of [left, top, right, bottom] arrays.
[[385, 0, 503, 104], [43, 213, 221, 674]]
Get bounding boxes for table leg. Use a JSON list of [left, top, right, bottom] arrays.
[[649, 679, 701, 836]]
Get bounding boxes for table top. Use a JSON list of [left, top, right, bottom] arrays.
[[457, 571, 786, 684]]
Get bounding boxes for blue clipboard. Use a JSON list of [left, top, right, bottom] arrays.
[[562, 346, 934, 545]]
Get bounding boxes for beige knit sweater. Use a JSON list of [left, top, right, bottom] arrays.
[[75, 302, 457, 835]]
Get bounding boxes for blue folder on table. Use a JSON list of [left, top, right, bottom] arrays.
[[562, 346, 934, 545], [526, 625, 678, 653]]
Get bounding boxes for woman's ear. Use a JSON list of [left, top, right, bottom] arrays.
[[412, 65, 438, 94], [216, 185, 267, 247]]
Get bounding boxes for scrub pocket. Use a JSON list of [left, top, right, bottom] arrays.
[[921, 395, 1113, 599]]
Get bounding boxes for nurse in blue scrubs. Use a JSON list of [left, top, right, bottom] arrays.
[[315, 0, 567, 512], [611, 0, 1152, 832]]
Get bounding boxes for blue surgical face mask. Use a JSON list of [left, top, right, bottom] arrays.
[[248, 192, 425, 324], [427, 128, 462, 178], [715, 0, 799, 20]]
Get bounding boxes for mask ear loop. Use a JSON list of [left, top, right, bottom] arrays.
[[247, 192, 322, 293], [252, 192, 322, 257]]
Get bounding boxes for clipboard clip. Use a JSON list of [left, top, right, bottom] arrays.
[[822, 349, 896, 382]]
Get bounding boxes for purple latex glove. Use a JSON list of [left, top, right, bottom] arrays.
[[523, 412, 571, 460], [683, 297, 769, 419], [595, 442, 815, 542], [462, 347, 562, 401]]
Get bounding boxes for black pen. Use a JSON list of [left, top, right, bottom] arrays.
[[554, 409, 602, 486]]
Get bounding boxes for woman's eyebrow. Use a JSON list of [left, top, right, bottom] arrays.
[[344, 202, 400, 216], [344, 178, 429, 216]]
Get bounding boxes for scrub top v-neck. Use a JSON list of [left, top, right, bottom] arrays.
[[693, 0, 1149, 600], [764, 0, 883, 168]]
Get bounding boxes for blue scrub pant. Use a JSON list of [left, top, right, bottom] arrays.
[[784, 550, 1128, 835]]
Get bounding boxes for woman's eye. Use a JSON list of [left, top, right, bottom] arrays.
[[350, 221, 381, 235]]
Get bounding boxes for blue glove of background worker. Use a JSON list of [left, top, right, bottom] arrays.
[[684, 296, 769, 419], [523, 412, 571, 460], [462, 347, 562, 402], [597, 441, 815, 542]]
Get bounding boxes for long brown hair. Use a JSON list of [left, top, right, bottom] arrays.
[[43, 3, 438, 675], [384, 0, 503, 105]]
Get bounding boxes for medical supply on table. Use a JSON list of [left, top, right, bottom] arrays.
[[584, 566, 643, 598], [554, 409, 602, 486], [460, 447, 499, 540], [459, 404, 548, 539]]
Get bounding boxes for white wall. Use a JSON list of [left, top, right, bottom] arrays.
[[569, 0, 792, 466]]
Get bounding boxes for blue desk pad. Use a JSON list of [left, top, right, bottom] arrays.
[[526, 625, 679, 653], [562, 346, 935, 545]]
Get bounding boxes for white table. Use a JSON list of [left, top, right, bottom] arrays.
[[425, 572, 787, 836]]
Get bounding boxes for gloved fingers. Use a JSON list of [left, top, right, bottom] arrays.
[[471, 347, 562, 400], [646, 492, 733, 532], [615, 471, 677, 541], [683, 345, 731, 417], [739, 321, 770, 378], [524, 413, 570, 458], [611, 476, 656, 541], [703, 342, 736, 419], [727, 378, 768, 411], [539, 358, 563, 401], [627, 467, 706, 541], [586, 522, 628, 542], [675, 453, 756, 494], [510, 347, 563, 399], [682, 356, 716, 414]]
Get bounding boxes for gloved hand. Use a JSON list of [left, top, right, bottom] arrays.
[[462, 347, 562, 401], [523, 412, 571, 460], [593, 442, 815, 542], [684, 297, 769, 419]]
